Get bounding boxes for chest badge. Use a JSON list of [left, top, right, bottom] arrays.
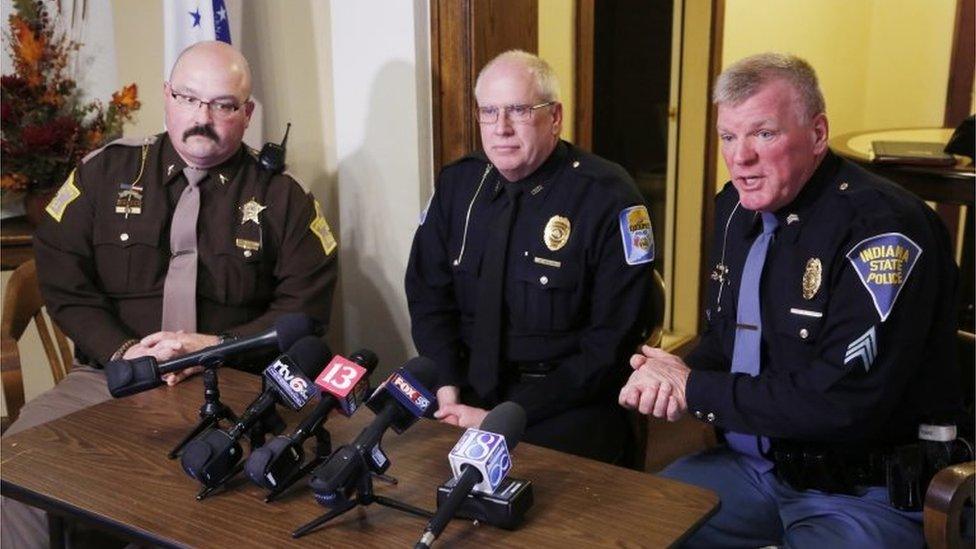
[[711, 263, 729, 284], [544, 215, 571, 251], [115, 184, 143, 217], [240, 197, 267, 225], [802, 257, 822, 300]]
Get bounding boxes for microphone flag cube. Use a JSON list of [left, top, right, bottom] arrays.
[[315, 356, 369, 416], [264, 355, 317, 410], [448, 428, 513, 494]]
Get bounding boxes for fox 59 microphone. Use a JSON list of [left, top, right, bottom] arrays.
[[308, 356, 438, 506], [179, 336, 329, 492], [244, 349, 378, 495], [105, 312, 320, 397], [416, 402, 533, 548]]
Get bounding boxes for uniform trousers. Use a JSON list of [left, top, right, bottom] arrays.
[[1, 366, 124, 549], [659, 446, 923, 548], [463, 376, 632, 465]]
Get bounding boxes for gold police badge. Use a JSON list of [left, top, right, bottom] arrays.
[[240, 197, 267, 225], [802, 258, 822, 300], [544, 215, 571, 251]]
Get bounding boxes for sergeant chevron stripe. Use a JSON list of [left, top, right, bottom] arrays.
[[844, 326, 877, 372]]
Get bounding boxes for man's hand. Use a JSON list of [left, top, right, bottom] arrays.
[[435, 403, 488, 429], [619, 345, 691, 421], [433, 385, 461, 425], [135, 331, 222, 386]]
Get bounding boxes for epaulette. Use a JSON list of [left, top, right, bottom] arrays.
[[280, 169, 310, 193], [82, 135, 158, 164]]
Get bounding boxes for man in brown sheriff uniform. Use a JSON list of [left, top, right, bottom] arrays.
[[2, 41, 337, 547]]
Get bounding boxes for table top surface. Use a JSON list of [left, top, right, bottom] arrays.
[[1, 368, 718, 548], [830, 127, 975, 177]]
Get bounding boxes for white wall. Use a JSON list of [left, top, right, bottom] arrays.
[[329, 1, 433, 374]]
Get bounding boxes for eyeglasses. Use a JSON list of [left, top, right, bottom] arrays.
[[169, 90, 245, 118], [476, 101, 556, 124]]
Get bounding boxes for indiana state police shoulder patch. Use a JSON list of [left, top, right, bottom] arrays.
[[845, 232, 922, 321], [619, 205, 654, 265]]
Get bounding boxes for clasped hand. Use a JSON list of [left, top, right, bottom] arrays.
[[618, 345, 691, 422], [122, 331, 221, 386]]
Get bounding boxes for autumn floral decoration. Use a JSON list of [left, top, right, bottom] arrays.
[[1, 0, 140, 197]]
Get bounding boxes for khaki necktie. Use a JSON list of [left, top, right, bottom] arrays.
[[161, 167, 206, 332]]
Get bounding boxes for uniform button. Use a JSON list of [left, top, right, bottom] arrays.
[[694, 410, 703, 419], [452, 259, 459, 266], [119, 233, 129, 242], [839, 182, 849, 190], [799, 328, 809, 339], [572, 161, 580, 168], [706, 412, 716, 423], [539, 276, 549, 285], [524, 251, 529, 256], [243, 250, 252, 258]]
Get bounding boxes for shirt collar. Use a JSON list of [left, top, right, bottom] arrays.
[[160, 133, 246, 191], [488, 140, 569, 205]]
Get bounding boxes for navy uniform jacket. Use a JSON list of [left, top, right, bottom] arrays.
[[35, 133, 339, 365], [406, 141, 656, 424], [686, 151, 962, 446]]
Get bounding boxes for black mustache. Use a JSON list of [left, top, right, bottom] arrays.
[[183, 125, 219, 143]]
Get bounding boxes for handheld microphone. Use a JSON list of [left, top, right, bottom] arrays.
[[105, 312, 320, 397], [416, 402, 527, 549], [180, 336, 329, 489], [309, 356, 438, 505], [244, 349, 378, 492]]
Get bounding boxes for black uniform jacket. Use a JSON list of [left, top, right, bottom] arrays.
[[406, 141, 656, 424], [686, 151, 962, 446], [34, 133, 338, 365]]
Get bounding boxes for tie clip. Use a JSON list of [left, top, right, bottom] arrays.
[[735, 323, 759, 331]]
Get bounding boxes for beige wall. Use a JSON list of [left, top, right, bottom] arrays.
[[539, 0, 575, 142], [716, 0, 957, 188]]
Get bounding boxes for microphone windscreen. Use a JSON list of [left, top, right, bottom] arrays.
[[348, 348, 379, 372], [286, 336, 332, 378], [479, 401, 527, 450], [273, 313, 322, 351], [399, 356, 439, 391]]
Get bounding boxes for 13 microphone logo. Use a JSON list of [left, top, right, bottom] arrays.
[[315, 356, 369, 416], [265, 356, 316, 410]]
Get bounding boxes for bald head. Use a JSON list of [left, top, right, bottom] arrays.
[[170, 41, 252, 100], [164, 41, 255, 168]]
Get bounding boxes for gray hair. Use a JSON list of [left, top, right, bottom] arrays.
[[713, 52, 825, 120], [475, 50, 561, 103]]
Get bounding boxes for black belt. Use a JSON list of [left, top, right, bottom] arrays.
[[771, 441, 889, 494], [507, 361, 558, 380]]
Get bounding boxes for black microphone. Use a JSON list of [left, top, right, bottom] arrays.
[[416, 402, 527, 549], [180, 336, 329, 489], [244, 349, 378, 492], [309, 356, 438, 505], [105, 313, 319, 397]]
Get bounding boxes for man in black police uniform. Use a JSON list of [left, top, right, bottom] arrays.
[[2, 41, 337, 547], [406, 50, 656, 463], [619, 53, 965, 547]]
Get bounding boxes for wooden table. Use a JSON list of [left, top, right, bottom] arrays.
[[1, 369, 719, 548]]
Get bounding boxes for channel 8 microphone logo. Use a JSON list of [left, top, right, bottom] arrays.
[[449, 428, 512, 494]]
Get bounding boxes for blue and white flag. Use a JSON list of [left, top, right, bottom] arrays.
[[164, 0, 232, 77]]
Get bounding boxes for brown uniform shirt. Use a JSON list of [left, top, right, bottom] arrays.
[[34, 133, 338, 365]]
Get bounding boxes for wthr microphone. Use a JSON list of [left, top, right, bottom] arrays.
[[244, 349, 378, 495], [105, 313, 320, 397], [179, 336, 329, 492], [416, 402, 532, 548]]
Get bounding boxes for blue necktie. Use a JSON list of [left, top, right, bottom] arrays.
[[725, 211, 778, 464]]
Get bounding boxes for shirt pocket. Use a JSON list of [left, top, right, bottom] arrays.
[[511, 260, 581, 332], [773, 306, 825, 364], [209, 239, 266, 306], [92, 219, 165, 294]]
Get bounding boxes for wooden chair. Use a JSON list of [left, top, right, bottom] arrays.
[[923, 329, 976, 549], [1, 259, 71, 431]]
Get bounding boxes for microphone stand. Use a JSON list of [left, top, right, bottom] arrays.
[[168, 363, 237, 459], [264, 426, 333, 502], [196, 405, 285, 501], [292, 452, 433, 538]]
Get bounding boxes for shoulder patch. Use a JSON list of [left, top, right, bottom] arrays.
[[45, 170, 81, 222], [845, 232, 922, 321], [309, 199, 338, 256], [618, 205, 654, 265]]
